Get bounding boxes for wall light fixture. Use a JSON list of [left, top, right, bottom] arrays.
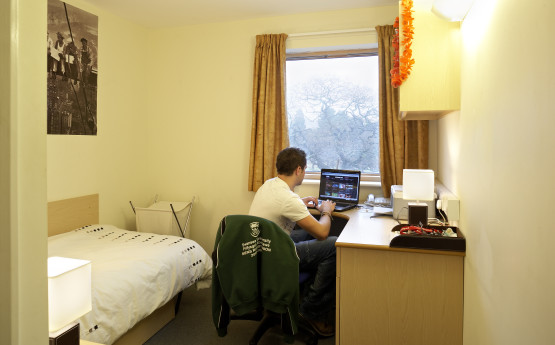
[[432, 0, 475, 21]]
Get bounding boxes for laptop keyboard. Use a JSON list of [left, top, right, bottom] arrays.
[[318, 200, 353, 209], [319, 200, 351, 208]]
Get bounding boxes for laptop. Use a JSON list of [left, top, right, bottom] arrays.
[[318, 169, 361, 212]]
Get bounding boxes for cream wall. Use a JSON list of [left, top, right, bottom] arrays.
[[2, 0, 48, 343], [47, 0, 153, 230], [0, 0, 12, 340], [145, 6, 398, 251], [437, 0, 555, 344]]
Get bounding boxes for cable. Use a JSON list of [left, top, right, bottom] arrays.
[[438, 208, 449, 225], [393, 206, 407, 222]]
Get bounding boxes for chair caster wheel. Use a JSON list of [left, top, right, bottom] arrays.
[[307, 337, 318, 345]]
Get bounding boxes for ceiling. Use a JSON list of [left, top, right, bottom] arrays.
[[86, 0, 399, 28]]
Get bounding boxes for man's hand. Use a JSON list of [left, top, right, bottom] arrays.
[[318, 200, 336, 213], [302, 196, 319, 208]]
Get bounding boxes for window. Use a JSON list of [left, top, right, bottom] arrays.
[[286, 49, 380, 179]]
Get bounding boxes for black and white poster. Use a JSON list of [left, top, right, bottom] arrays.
[[47, 0, 98, 135]]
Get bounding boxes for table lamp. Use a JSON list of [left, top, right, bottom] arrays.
[[403, 169, 435, 226], [48, 256, 92, 345]]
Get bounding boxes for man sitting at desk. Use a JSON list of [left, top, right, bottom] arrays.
[[249, 147, 337, 336]]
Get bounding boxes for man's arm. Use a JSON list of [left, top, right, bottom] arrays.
[[296, 200, 335, 240]]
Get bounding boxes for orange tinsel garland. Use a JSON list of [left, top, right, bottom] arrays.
[[391, 0, 415, 88]]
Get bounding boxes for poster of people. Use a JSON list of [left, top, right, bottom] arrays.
[[47, 0, 98, 135]]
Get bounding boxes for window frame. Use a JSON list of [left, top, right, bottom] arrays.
[[286, 48, 381, 184]]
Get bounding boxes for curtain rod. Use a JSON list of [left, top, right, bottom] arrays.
[[288, 28, 375, 38]]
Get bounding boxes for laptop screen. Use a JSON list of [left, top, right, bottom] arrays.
[[318, 169, 361, 204]]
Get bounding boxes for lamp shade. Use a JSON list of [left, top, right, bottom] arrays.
[[402, 169, 435, 201], [432, 0, 475, 21], [48, 256, 92, 332]]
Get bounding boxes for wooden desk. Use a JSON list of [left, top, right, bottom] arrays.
[[81, 340, 104, 345], [334, 208, 464, 345]]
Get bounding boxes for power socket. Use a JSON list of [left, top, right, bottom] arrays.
[[435, 181, 460, 221]]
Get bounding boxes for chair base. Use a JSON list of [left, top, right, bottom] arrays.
[[247, 311, 319, 345]]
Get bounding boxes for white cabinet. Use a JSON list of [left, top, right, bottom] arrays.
[[398, 0, 461, 120]]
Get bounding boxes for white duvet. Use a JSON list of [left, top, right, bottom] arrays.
[[48, 224, 213, 345]]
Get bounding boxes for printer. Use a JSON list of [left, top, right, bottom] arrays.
[[391, 185, 437, 221]]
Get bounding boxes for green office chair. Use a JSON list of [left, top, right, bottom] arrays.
[[211, 215, 318, 345]]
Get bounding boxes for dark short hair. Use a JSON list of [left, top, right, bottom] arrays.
[[276, 147, 306, 175]]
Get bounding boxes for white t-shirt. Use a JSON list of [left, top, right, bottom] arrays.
[[249, 177, 311, 235]]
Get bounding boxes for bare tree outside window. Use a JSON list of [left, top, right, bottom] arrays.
[[286, 55, 380, 174]]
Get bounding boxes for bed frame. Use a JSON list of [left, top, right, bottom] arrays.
[[48, 194, 179, 345]]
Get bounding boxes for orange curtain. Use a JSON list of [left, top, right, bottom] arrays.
[[248, 34, 289, 192], [376, 25, 428, 198]]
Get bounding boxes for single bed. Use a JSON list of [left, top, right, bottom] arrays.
[[48, 194, 212, 345]]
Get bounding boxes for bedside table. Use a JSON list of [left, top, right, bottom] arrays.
[[81, 340, 104, 345]]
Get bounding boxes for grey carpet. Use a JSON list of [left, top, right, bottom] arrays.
[[144, 286, 335, 345]]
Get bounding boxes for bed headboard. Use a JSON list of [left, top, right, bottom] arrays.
[[48, 194, 99, 236]]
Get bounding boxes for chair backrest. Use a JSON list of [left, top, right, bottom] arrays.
[[211, 215, 300, 337]]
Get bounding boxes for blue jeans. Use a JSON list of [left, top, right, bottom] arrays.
[[290, 229, 337, 321]]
